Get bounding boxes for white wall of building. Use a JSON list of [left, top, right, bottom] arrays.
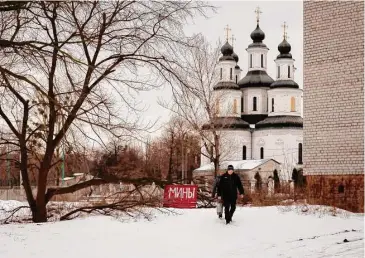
[[252, 128, 303, 180], [242, 87, 269, 115], [214, 89, 242, 117], [200, 129, 252, 166], [268, 88, 303, 117], [218, 60, 237, 82], [275, 58, 295, 80], [246, 47, 269, 72], [234, 67, 242, 84]]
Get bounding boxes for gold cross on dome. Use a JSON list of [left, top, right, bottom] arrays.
[[255, 6, 262, 23], [282, 22, 288, 39], [224, 25, 231, 41], [230, 34, 236, 47]]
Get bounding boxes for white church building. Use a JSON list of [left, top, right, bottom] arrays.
[[196, 13, 303, 181]]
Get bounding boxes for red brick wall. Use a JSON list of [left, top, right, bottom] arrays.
[[306, 175, 364, 212]]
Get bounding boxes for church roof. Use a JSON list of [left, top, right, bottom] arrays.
[[202, 117, 250, 130], [219, 41, 235, 61], [255, 116, 303, 129], [213, 81, 240, 91], [238, 70, 274, 88], [277, 37, 292, 59], [270, 80, 299, 89], [193, 159, 280, 172]]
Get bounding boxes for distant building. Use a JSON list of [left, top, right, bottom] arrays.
[[193, 158, 281, 192], [303, 1, 364, 212]]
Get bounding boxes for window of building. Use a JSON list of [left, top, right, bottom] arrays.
[[291, 97, 296, 112], [261, 54, 264, 68], [272, 98, 274, 112], [260, 147, 264, 159], [230, 68, 233, 80], [235, 75, 238, 84], [220, 68, 222, 80], [250, 54, 252, 68], [241, 97, 244, 113], [277, 66, 280, 78], [242, 146, 246, 160], [288, 65, 290, 78], [233, 99, 237, 114], [298, 143, 302, 164], [253, 97, 257, 111]]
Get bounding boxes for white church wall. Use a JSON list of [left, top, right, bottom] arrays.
[[213, 89, 242, 117], [218, 60, 237, 82], [242, 87, 269, 115], [252, 128, 303, 180], [246, 47, 268, 72], [200, 129, 252, 167], [275, 58, 295, 80], [233, 67, 242, 84], [268, 88, 303, 117], [219, 130, 252, 161]]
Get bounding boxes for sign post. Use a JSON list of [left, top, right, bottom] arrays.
[[163, 184, 198, 208]]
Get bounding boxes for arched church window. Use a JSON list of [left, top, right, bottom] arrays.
[[260, 147, 264, 159], [253, 97, 257, 111], [241, 97, 244, 113], [250, 54, 252, 68], [233, 99, 237, 114], [298, 143, 303, 164], [272, 98, 274, 112], [291, 97, 296, 112], [230, 68, 233, 80], [242, 146, 246, 160], [277, 66, 280, 78], [235, 75, 238, 84], [288, 66, 291, 78], [220, 68, 222, 80], [261, 54, 264, 68]]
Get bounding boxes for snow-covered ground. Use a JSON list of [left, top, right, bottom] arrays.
[[0, 201, 363, 258]]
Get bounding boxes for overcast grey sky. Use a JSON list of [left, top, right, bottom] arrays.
[[139, 1, 303, 138]]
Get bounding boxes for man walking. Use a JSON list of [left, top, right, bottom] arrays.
[[212, 170, 223, 218], [217, 165, 244, 224]]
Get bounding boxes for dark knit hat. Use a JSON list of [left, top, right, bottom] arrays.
[[227, 165, 234, 170]]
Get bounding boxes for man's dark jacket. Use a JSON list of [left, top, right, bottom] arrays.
[[217, 172, 244, 201]]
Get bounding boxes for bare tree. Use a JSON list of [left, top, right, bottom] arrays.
[[0, 1, 213, 222], [160, 35, 237, 176]]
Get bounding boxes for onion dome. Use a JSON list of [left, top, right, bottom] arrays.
[[221, 41, 233, 55], [232, 52, 239, 63], [251, 24, 265, 42], [277, 38, 292, 59], [219, 41, 235, 61]]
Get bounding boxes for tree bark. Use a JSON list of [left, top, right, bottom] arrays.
[[32, 201, 47, 223]]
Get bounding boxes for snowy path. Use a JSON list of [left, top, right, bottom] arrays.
[[0, 206, 363, 258]]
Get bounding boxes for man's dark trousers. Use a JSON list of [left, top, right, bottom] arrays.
[[223, 199, 236, 222]]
